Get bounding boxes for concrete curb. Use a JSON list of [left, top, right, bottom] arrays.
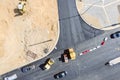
[[47, 20, 60, 55]]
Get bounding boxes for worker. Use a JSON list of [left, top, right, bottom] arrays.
[[17, 2, 26, 15]]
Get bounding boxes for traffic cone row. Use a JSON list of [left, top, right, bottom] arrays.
[[79, 37, 108, 56]]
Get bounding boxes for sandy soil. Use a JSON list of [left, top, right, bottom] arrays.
[[0, 0, 58, 75]]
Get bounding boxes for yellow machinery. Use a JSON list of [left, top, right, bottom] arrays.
[[17, 1, 26, 15], [68, 48, 76, 60], [44, 58, 54, 70]]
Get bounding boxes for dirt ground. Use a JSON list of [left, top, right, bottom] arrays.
[[0, 0, 58, 75]]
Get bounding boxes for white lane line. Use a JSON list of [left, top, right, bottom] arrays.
[[84, 4, 103, 7], [102, 6, 111, 25], [104, 0, 120, 7]]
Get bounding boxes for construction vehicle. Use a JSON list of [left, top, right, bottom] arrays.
[[105, 57, 120, 66], [43, 58, 54, 70], [68, 48, 76, 60], [17, 1, 26, 15], [64, 48, 76, 60], [63, 54, 69, 63]]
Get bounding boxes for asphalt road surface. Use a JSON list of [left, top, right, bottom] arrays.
[[2, 0, 120, 80]]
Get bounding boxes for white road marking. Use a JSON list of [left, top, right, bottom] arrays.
[[102, 6, 111, 25], [104, 0, 120, 7]]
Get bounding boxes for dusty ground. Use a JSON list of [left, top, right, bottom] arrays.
[[0, 0, 59, 75]]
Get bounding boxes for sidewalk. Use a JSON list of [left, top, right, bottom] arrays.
[[76, 0, 120, 30]]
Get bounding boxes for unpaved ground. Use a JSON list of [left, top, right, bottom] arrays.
[[0, 0, 58, 75]]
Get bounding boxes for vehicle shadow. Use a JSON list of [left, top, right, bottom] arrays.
[[14, 8, 23, 17], [39, 64, 45, 70], [105, 62, 109, 65], [59, 49, 70, 62], [64, 49, 70, 59], [59, 54, 64, 62]]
